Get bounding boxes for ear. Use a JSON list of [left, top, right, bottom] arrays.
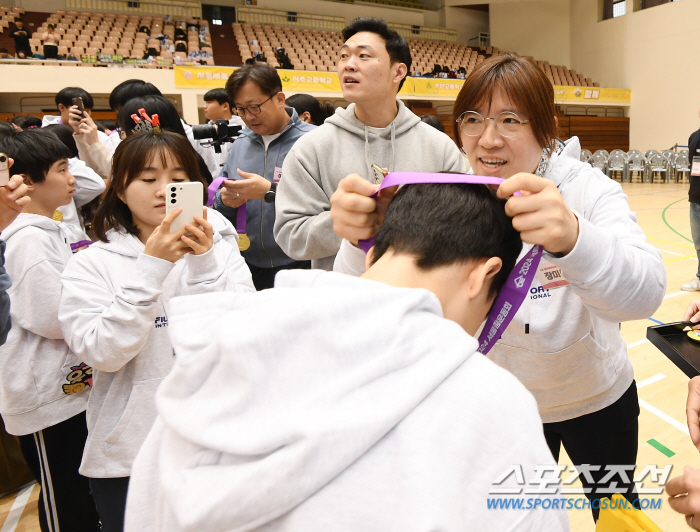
[[394, 63, 408, 88], [467, 257, 502, 301], [21, 174, 35, 191], [277, 92, 286, 106], [300, 111, 312, 124], [365, 245, 375, 271]]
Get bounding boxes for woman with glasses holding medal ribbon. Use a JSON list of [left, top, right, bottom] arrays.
[[330, 53, 666, 522]]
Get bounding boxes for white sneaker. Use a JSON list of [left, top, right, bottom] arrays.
[[682, 278, 700, 291]]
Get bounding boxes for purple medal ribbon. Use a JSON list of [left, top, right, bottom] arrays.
[[207, 176, 246, 233], [356, 172, 540, 355]]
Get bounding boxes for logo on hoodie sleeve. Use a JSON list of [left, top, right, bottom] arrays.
[[62, 362, 93, 395]]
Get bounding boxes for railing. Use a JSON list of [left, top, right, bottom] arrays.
[[390, 23, 457, 42], [236, 7, 345, 32], [65, 0, 201, 18]]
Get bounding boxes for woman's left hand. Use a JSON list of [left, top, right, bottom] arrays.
[[182, 208, 214, 255], [667, 467, 700, 530], [498, 172, 579, 256]]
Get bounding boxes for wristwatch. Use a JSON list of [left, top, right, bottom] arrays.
[[264, 181, 277, 203]]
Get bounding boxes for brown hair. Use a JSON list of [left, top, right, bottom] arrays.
[[225, 63, 282, 103], [93, 131, 206, 242], [452, 54, 557, 153]]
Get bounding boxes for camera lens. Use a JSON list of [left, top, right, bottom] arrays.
[[0, 156, 5, 163], [170, 192, 176, 198], [170, 199, 176, 204]]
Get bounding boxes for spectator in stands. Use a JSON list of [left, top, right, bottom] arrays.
[[117, 95, 214, 184], [0, 129, 101, 532], [9, 19, 31, 59], [683, 112, 700, 291], [329, 53, 666, 521], [286, 94, 335, 125], [420, 114, 445, 133], [41, 24, 59, 60], [0, 48, 11, 59], [199, 88, 244, 177], [213, 63, 316, 290], [42, 87, 100, 134], [274, 17, 465, 270]]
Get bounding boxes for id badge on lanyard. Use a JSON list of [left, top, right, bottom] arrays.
[[692, 157, 700, 177]]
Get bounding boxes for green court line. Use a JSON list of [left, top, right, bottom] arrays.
[[647, 438, 675, 457], [662, 198, 694, 243]]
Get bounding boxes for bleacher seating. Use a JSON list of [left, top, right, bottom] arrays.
[[330, 0, 429, 9], [233, 21, 599, 86], [0, 6, 25, 33], [28, 10, 213, 64]]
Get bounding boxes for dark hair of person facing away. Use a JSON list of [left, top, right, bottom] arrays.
[[117, 95, 187, 137], [371, 183, 522, 299], [420, 114, 445, 133], [203, 88, 230, 106], [285, 94, 335, 125], [44, 124, 79, 159], [109, 79, 162, 111], [0, 122, 14, 136], [0, 129, 71, 184], [225, 62, 282, 103], [55, 87, 93, 110], [13, 115, 41, 129], [93, 131, 206, 243], [452, 54, 557, 154], [342, 17, 412, 91]]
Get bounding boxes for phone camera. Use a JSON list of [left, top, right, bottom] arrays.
[[0, 156, 6, 163], [170, 199, 176, 204], [170, 192, 176, 198]]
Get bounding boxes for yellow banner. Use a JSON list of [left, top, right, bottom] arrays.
[[553, 86, 631, 105], [413, 78, 465, 97], [277, 69, 341, 92], [174, 66, 235, 88]]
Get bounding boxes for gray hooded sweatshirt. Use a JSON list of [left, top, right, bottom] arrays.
[[274, 100, 466, 270]]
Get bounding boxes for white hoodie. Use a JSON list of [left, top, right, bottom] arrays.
[[334, 137, 666, 423], [58, 209, 255, 477], [124, 270, 569, 532], [0, 214, 90, 436]]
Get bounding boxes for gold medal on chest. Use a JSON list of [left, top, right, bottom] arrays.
[[238, 233, 251, 251], [52, 210, 63, 222]]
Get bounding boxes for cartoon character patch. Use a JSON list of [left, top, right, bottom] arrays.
[[62, 362, 93, 395]]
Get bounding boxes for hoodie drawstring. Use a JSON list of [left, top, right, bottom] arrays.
[[364, 122, 397, 183]]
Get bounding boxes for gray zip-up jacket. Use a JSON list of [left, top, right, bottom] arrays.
[[214, 108, 316, 269]]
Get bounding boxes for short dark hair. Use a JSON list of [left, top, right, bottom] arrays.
[[13, 115, 41, 129], [225, 63, 282, 103], [94, 131, 205, 242], [420, 114, 445, 134], [55, 87, 93, 110], [117, 95, 186, 137], [342, 17, 412, 91], [44, 124, 79, 158], [203, 88, 230, 106], [109, 79, 162, 111], [0, 129, 71, 184], [371, 183, 522, 299], [285, 94, 334, 125]]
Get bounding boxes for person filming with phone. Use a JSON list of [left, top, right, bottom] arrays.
[[211, 63, 315, 290]]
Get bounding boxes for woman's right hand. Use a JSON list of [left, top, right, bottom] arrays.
[[143, 209, 192, 263], [67, 105, 84, 135], [329, 174, 398, 246], [684, 300, 700, 325]]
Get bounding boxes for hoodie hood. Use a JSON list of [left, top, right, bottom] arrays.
[[544, 136, 584, 188], [2, 213, 79, 244], [325, 100, 421, 175], [151, 269, 477, 531]]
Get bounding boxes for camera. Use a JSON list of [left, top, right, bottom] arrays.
[[191, 119, 242, 153]]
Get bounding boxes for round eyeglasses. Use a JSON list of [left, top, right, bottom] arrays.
[[456, 111, 529, 138]]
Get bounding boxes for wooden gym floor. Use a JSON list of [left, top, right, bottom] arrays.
[[0, 182, 698, 532]]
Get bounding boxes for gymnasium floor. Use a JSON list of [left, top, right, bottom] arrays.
[[0, 182, 697, 532]]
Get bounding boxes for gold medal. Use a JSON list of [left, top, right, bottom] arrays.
[[52, 210, 63, 222], [689, 330, 700, 343], [238, 233, 250, 251]]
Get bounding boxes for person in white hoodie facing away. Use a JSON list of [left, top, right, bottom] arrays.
[[124, 182, 570, 532], [329, 54, 666, 521], [0, 129, 101, 532], [59, 130, 255, 532], [273, 17, 466, 271]]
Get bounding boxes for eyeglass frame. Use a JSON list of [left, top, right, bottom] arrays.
[[456, 110, 530, 138], [234, 91, 280, 117]]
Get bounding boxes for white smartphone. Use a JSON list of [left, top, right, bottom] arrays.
[[0, 153, 9, 187], [165, 182, 204, 233]]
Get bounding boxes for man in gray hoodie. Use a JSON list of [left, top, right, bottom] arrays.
[[274, 17, 466, 270]]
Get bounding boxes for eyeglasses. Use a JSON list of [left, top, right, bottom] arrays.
[[234, 92, 279, 117], [456, 111, 529, 138]]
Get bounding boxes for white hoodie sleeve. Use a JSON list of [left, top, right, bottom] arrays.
[[181, 242, 255, 295], [546, 181, 666, 322], [11, 258, 66, 340], [67, 157, 106, 208], [60, 253, 175, 373], [333, 239, 367, 277]]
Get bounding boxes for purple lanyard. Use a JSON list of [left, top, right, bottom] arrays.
[[208, 176, 246, 233], [357, 172, 542, 355]]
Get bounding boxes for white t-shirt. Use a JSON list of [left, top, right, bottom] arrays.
[[261, 132, 282, 150]]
